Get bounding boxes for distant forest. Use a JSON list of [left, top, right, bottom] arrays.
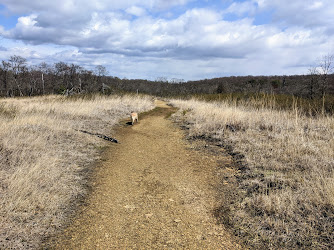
[[1, 55, 334, 98]]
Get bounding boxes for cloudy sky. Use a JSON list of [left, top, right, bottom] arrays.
[[0, 0, 333, 80]]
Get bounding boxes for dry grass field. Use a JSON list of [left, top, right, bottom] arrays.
[[0, 94, 154, 249], [171, 98, 334, 249]]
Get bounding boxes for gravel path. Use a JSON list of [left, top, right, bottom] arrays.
[[52, 100, 241, 249]]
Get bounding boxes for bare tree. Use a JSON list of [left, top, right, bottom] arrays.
[[38, 62, 52, 94], [307, 66, 319, 99], [9, 55, 27, 75], [54, 62, 71, 93], [8, 55, 27, 96], [317, 54, 334, 96], [95, 65, 109, 93], [1, 60, 11, 96], [95, 65, 108, 77]]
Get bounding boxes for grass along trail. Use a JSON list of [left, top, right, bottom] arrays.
[[50, 100, 240, 249]]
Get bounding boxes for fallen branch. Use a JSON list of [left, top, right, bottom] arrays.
[[77, 129, 119, 143]]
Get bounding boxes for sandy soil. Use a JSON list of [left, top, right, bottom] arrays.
[[50, 100, 241, 249]]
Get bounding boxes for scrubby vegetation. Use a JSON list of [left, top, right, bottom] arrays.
[[170, 97, 334, 249], [193, 93, 334, 115], [0, 94, 154, 249], [1, 55, 333, 99]]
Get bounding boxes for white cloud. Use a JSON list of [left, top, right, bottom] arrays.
[[17, 15, 37, 26], [255, 0, 334, 30], [224, 1, 258, 17], [0, 0, 194, 14], [0, 0, 334, 79], [266, 28, 319, 48], [126, 6, 147, 16], [308, 1, 324, 10]]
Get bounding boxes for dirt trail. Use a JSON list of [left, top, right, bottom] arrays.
[[52, 100, 241, 249]]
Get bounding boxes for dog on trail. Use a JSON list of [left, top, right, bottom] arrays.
[[130, 112, 138, 125]]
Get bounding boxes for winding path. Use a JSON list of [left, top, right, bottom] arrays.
[[52, 100, 241, 249]]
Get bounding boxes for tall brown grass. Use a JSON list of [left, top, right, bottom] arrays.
[[191, 93, 334, 116], [0, 94, 154, 249], [171, 98, 334, 249]]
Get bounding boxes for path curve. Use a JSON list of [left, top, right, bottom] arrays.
[[52, 100, 241, 249]]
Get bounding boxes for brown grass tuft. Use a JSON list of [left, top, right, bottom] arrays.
[[171, 98, 334, 249]]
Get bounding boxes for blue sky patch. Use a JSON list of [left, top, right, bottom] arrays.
[[253, 9, 274, 25], [0, 4, 18, 29]]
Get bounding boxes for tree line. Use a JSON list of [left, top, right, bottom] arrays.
[[0, 55, 110, 97], [1, 55, 333, 98]]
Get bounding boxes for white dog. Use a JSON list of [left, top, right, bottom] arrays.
[[130, 112, 138, 125]]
